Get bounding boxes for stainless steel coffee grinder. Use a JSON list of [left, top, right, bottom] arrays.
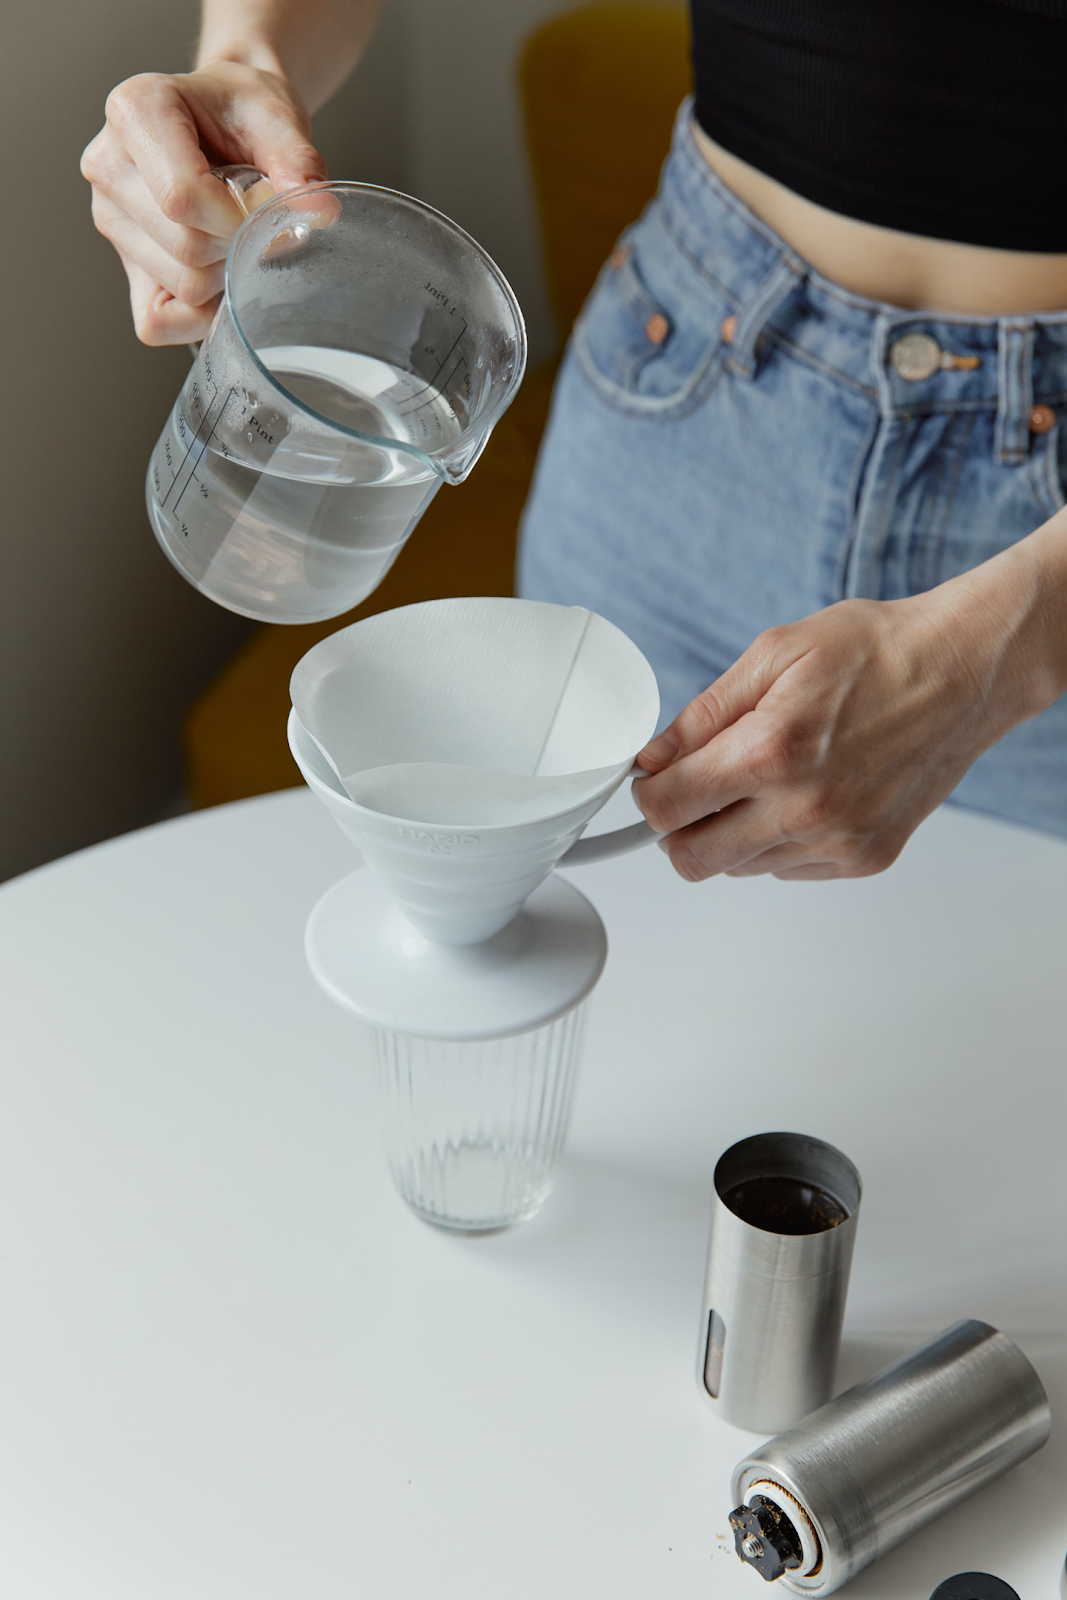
[[729, 1320, 1050, 1596], [698, 1136, 1052, 1596], [698, 1131, 862, 1433]]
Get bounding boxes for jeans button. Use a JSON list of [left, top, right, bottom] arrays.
[[890, 333, 942, 381], [1030, 404, 1055, 435]]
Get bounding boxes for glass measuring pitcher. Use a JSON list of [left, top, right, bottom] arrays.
[[146, 183, 527, 623]]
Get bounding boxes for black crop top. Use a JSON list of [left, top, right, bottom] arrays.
[[690, 0, 1067, 252]]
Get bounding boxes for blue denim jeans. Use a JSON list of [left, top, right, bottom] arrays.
[[518, 102, 1067, 837]]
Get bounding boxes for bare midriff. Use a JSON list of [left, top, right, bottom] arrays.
[[692, 123, 1067, 316]]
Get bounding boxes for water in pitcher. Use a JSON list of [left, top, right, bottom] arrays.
[[147, 346, 453, 624]]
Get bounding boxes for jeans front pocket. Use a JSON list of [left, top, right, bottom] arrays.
[[1037, 407, 1067, 520], [572, 214, 727, 421]]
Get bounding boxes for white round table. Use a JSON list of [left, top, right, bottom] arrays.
[[0, 789, 1064, 1599]]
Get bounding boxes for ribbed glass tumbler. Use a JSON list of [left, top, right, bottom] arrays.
[[371, 999, 589, 1232]]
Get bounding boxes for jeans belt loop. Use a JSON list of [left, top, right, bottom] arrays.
[[995, 320, 1035, 465], [727, 256, 802, 381]]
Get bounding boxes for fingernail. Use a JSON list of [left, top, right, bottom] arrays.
[[656, 836, 671, 853], [641, 731, 678, 765]]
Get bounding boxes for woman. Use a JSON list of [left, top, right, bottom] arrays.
[[82, 0, 1067, 883]]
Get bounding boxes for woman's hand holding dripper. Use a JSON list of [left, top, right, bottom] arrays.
[[634, 511, 1067, 882]]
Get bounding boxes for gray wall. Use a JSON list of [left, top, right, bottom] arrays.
[[0, 0, 576, 882], [2, 0, 236, 881]]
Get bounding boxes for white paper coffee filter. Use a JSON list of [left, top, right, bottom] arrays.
[[289, 596, 660, 826]]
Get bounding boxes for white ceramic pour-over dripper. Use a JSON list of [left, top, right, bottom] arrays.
[[289, 597, 661, 945]]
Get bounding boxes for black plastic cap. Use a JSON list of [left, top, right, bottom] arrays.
[[930, 1576, 1021, 1600]]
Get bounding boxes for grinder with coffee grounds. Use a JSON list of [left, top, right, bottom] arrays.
[[729, 1321, 1050, 1595], [698, 1131, 862, 1432]]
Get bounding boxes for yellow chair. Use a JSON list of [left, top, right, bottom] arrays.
[[184, 2, 691, 808]]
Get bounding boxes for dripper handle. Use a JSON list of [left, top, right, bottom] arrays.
[[559, 760, 665, 866], [559, 818, 663, 866]]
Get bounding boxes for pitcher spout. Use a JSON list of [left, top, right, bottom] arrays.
[[433, 426, 495, 485]]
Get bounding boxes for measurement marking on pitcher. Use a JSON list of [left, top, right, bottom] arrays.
[[160, 375, 221, 498], [160, 378, 220, 499], [398, 301, 469, 411], [164, 386, 240, 519], [401, 354, 469, 416]]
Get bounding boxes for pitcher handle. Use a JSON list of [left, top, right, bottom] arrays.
[[211, 164, 274, 218], [559, 818, 663, 866], [188, 168, 276, 357]]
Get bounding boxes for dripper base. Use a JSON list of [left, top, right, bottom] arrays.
[[305, 868, 607, 1041]]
